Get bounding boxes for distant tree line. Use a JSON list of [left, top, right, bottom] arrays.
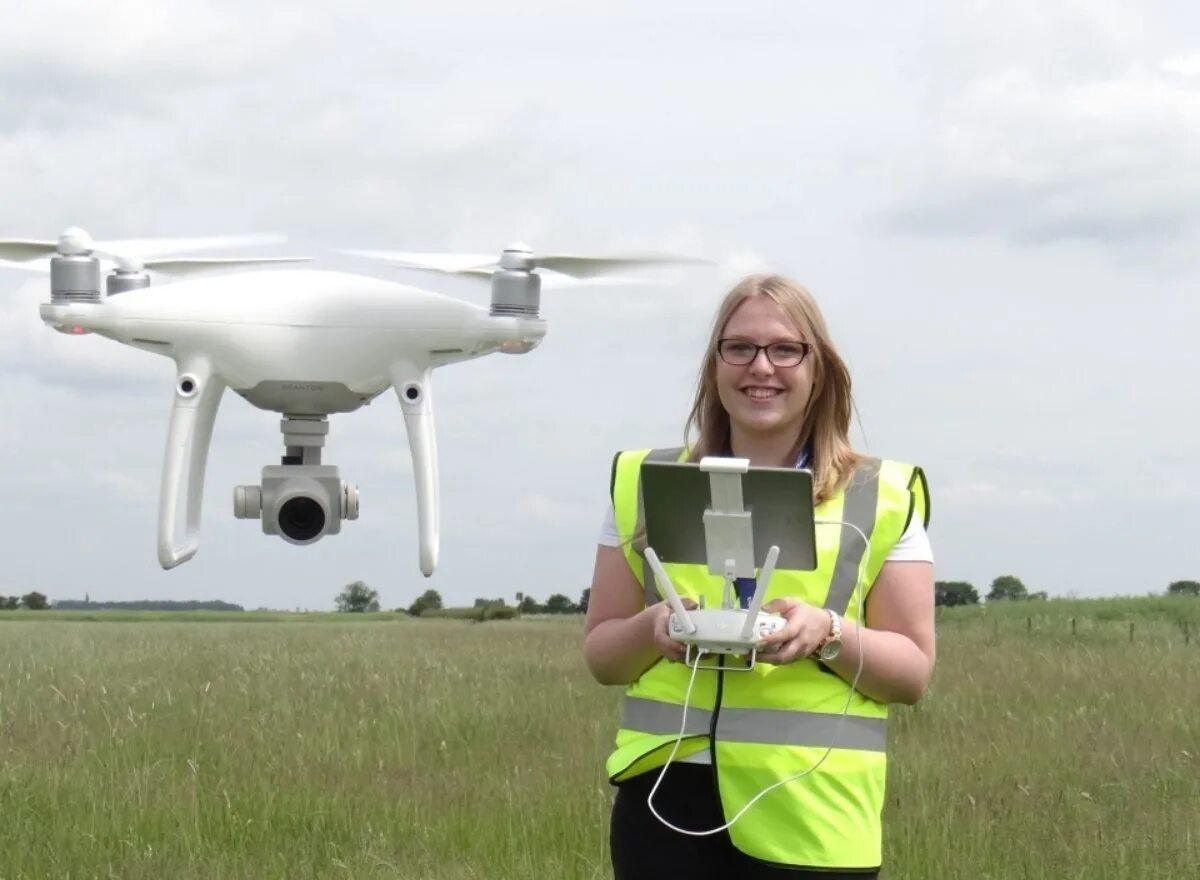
[[0, 593, 245, 611], [408, 588, 591, 617], [0, 592, 47, 610], [511, 588, 590, 616], [330, 583, 596, 618], [935, 576, 1199, 607], [53, 599, 244, 611]]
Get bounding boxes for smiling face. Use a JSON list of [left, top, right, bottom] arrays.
[[714, 294, 816, 447]]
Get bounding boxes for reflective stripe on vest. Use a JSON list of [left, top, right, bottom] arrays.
[[622, 696, 887, 752], [823, 461, 881, 616]]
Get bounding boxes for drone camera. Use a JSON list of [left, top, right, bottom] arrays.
[[234, 465, 359, 545]]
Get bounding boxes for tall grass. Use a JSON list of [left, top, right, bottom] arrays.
[[0, 602, 1196, 878], [894, 600, 1197, 879]]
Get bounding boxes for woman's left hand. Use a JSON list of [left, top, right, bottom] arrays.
[[754, 598, 832, 664]]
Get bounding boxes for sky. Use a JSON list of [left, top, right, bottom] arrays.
[[1, 1, 1196, 610]]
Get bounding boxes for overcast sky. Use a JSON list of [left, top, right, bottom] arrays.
[[1, 1, 1196, 610]]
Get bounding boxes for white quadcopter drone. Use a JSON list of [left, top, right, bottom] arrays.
[[4, 227, 706, 575]]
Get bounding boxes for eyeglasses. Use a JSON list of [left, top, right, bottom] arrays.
[[716, 338, 812, 367]]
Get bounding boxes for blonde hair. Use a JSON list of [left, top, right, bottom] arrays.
[[683, 274, 863, 504]]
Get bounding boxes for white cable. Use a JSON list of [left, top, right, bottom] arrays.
[[646, 518, 872, 836], [646, 647, 708, 833]]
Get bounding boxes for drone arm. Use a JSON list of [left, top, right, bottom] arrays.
[[158, 358, 225, 569], [390, 363, 439, 576]]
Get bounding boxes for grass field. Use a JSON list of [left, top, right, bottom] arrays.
[[0, 599, 1196, 879]]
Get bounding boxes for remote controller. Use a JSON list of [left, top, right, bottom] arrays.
[[668, 608, 786, 654], [643, 456, 792, 671]]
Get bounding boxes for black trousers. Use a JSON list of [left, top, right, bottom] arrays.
[[610, 763, 880, 880]]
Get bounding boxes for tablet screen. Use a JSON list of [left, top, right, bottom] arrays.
[[640, 460, 817, 572]]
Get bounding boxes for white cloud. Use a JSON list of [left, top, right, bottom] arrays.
[[718, 251, 775, 286], [520, 493, 595, 529], [938, 481, 1098, 509], [89, 466, 156, 504], [881, 4, 1200, 248], [1161, 54, 1200, 78]]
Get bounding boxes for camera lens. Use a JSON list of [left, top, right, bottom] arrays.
[[278, 496, 326, 542]]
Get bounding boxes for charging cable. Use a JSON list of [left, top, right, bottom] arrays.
[[646, 518, 871, 836]]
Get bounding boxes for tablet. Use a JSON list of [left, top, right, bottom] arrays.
[[640, 460, 818, 571]]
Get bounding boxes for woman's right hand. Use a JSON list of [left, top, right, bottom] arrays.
[[584, 545, 702, 685], [649, 598, 698, 663]]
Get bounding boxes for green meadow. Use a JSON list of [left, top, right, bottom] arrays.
[[0, 599, 1196, 879]]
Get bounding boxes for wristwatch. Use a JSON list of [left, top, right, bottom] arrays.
[[814, 610, 843, 661]]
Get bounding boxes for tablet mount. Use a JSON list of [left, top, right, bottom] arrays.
[[644, 456, 787, 671]]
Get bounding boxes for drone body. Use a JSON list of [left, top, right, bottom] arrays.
[[41, 268, 545, 412], [40, 267, 546, 575], [7, 228, 703, 576]]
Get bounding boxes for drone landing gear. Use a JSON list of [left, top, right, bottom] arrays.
[[158, 359, 226, 569], [389, 363, 440, 577]]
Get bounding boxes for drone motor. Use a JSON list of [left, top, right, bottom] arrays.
[[107, 257, 152, 295], [489, 243, 541, 319], [49, 254, 102, 304]]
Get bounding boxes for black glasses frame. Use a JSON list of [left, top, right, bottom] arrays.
[[716, 338, 813, 367]]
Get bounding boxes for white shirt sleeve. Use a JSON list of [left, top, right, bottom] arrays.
[[888, 514, 934, 564], [598, 501, 622, 547], [598, 501, 933, 563]]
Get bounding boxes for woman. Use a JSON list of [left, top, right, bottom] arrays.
[[584, 274, 935, 879]]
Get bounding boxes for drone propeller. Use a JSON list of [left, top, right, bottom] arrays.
[[0, 228, 307, 276], [339, 242, 711, 279], [114, 255, 311, 275]]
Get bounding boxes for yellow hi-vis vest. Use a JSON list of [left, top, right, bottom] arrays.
[[604, 448, 930, 871]]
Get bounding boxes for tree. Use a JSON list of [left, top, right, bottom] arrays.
[[986, 575, 1029, 602], [934, 581, 978, 607], [335, 581, 380, 613], [3, 597, 18, 610], [544, 593, 577, 614], [407, 589, 443, 617], [519, 595, 540, 614], [578, 587, 591, 614], [1168, 580, 1200, 597], [21, 591, 49, 610]]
